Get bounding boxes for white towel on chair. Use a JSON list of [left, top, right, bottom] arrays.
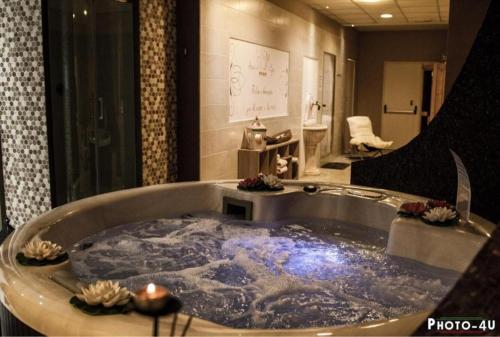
[[350, 136, 393, 149], [347, 116, 393, 150], [350, 135, 393, 150]]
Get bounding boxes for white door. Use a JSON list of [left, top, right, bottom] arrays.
[[381, 62, 423, 149]]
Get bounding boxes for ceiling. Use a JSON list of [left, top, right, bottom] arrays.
[[302, 0, 449, 30]]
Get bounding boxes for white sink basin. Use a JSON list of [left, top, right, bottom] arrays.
[[303, 125, 327, 176], [303, 124, 328, 131]]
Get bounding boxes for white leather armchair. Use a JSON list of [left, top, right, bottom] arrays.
[[347, 116, 393, 158]]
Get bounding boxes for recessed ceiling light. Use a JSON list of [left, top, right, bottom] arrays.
[[325, 5, 329, 9], [351, 24, 355, 27], [380, 13, 393, 19]]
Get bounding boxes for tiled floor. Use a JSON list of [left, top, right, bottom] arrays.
[[300, 155, 353, 185]]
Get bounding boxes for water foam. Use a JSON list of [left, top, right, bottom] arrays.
[[69, 213, 459, 329]]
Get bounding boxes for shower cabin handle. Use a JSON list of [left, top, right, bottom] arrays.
[[98, 97, 105, 121]]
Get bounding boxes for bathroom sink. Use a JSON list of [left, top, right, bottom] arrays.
[[303, 124, 328, 131], [303, 125, 327, 175]]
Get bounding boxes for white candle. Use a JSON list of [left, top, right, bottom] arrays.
[[133, 283, 170, 313]]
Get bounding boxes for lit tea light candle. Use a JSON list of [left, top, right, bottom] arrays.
[[133, 283, 171, 313]]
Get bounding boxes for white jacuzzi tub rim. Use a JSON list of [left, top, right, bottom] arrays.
[[0, 181, 494, 336]]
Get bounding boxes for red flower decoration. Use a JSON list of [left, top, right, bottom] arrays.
[[427, 200, 452, 209], [400, 202, 427, 216], [238, 177, 266, 190]]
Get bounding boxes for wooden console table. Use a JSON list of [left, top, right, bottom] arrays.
[[238, 138, 300, 180]]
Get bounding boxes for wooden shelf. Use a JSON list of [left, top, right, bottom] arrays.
[[238, 138, 300, 179]]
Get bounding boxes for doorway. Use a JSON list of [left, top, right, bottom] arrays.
[[343, 58, 356, 154], [320, 52, 336, 160], [43, 0, 141, 206], [381, 62, 423, 150], [381, 61, 446, 150]]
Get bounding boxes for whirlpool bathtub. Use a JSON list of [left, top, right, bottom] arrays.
[[0, 181, 493, 336]]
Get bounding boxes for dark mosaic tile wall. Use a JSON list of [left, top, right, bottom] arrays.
[[140, 0, 178, 185], [351, 1, 500, 224], [0, 0, 52, 228]]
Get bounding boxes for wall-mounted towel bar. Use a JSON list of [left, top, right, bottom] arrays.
[[383, 104, 418, 114]]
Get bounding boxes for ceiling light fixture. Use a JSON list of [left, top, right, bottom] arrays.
[[325, 5, 330, 9], [380, 13, 393, 19]]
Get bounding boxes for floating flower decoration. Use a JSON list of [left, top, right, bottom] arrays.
[[238, 177, 266, 191], [238, 174, 284, 191], [21, 239, 64, 261], [398, 199, 459, 227], [423, 207, 457, 223], [76, 280, 131, 308], [261, 174, 284, 190], [399, 202, 427, 217], [427, 200, 453, 209]]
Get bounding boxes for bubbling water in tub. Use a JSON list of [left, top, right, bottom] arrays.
[[69, 213, 459, 329]]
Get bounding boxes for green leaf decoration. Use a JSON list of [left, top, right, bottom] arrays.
[[397, 211, 459, 227], [397, 211, 421, 218], [69, 296, 132, 316], [16, 252, 69, 266], [237, 185, 284, 192], [421, 217, 459, 227]]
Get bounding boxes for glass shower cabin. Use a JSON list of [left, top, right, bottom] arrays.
[[44, 0, 140, 205]]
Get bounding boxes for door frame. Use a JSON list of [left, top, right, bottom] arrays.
[[41, 0, 143, 207], [344, 58, 356, 154], [176, 0, 200, 181], [320, 51, 337, 160], [0, 132, 8, 238]]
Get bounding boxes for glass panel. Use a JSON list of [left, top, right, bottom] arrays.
[[320, 53, 336, 159], [93, 0, 137, 194], [0, 133, 6, 231], [343, 59, 356, 153], [45, 0, 138, 205]]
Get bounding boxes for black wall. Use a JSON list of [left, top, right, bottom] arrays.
[[176, 0, 200, 182], [351, 1, 500, 224]]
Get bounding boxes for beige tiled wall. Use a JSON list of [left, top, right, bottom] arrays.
[[200, 0, 358, 180]]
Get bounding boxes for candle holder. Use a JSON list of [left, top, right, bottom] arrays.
[[133, 283, 182, 337]]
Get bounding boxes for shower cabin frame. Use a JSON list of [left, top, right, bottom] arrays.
[[41, 0, 142, 207], [320, 52, 337, 161], [0, 133, 10, 242]]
